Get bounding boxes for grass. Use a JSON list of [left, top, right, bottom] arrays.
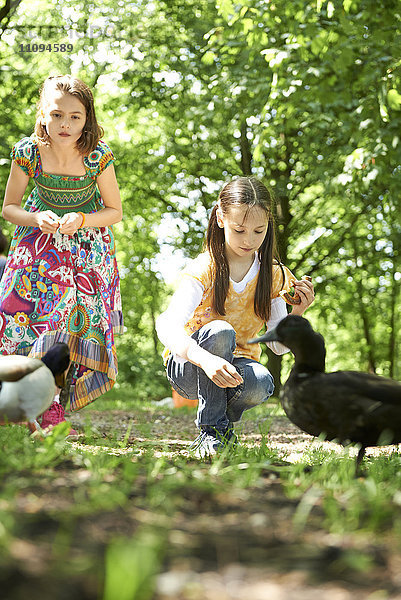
[[286, 448, 401, 536], [1, 395, 401, 599]]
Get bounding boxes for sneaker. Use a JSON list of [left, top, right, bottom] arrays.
[[190, 430, 224, 458], [191, 424, 238, 458], [39, 401, 78, 437]]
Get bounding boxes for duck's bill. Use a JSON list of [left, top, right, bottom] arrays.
[[248, 328, 279, 345], [54, 372, 67, 388]]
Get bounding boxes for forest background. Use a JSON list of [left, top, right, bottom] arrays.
[[0, 0, 400, 401]]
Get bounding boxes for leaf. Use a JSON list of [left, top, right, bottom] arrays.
[[201, 51, 216, 66], [327, 1, 335, 17], [216, 0, 235, 20], [378, 85, 389, 122], [261, 48, 278, 63], [387, 89, 401, 111], [311, 36, 326, 56], [253, 143, 263, 163], [242, 18, 254, 35]]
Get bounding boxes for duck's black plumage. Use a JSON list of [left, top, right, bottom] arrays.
[[249, 315, 401, 465], [40, 342, 70, 386]]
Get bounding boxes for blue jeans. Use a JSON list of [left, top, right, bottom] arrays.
[[166, 320, 275, 432]]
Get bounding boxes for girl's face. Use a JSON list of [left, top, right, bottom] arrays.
[[41, 91, 86, 147], [217, 204, 269, 260]]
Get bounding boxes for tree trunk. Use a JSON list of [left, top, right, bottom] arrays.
[[265, 131, 293, 396], [352, 243, 376, 373], [388, 268, 397, 378], [150, 303, 159, 357], [359, 301, 377, 374], [239, 120, 252, 175], [0, 1, 23, 39]]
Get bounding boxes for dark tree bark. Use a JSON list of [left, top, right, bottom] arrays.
[[150, 303, 159, 357], [0, 1, 23, 40], [239, 120, 252, 175], [264, 129, 294, 396], [352, 242, 376, 373], [388, 267, 397, 378]]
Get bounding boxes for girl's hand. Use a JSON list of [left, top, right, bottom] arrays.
[[58, 212, 83, 235], [199, 354, 243, 388], [291, 279, 315, 316], [35, 210, 60, 234]]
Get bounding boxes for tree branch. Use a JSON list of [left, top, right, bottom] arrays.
[[291, 209, 363, 275], [0, 0, 23, 39]]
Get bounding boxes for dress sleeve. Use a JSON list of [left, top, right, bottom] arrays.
[[10, 137, 38, 178], [84, 140, 115, 177]]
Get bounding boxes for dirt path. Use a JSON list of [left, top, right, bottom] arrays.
[[68, 406, 380, 462], [61, 407, 401, 600]]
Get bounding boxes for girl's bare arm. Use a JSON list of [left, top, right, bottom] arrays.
[[2, 162, 59, 233]]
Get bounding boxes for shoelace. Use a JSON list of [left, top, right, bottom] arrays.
[[190, 430, 226, 450], [189, 431, 208, 450]]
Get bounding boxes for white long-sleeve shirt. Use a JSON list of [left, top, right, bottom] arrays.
[[156, 254, 290, 359]]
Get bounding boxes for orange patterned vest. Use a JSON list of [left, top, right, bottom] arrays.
[[181, 253, 295, 362]]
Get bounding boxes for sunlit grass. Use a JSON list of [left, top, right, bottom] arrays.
[[2, 395, 401, 597], [282, 444, 401, 537], [103, 528, 165, 600]]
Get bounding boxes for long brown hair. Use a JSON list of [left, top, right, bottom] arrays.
[[34, 75, 104, 154], [206, 177, 279, 321]]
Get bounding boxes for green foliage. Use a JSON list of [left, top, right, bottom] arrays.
[[0, 422, 71, 476], [284, 445, 401, 535], [103, 529, 165, 600], [0, 0, 400, 396]]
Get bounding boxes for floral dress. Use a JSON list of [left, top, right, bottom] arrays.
[[0, 137, 123, 411]]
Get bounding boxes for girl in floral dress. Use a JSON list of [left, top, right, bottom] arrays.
[[0, 75, 123, 431], [156, 177, 314, 457]]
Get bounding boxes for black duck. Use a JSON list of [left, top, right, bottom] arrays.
[[249, 315, 401, 468]]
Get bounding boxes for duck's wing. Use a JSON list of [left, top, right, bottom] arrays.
[[282, 371, 401, 446], [0, 356, 44, 382], [326, 370, 401, 405]]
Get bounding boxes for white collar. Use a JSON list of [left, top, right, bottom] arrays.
[[230, 253, 259, 293]]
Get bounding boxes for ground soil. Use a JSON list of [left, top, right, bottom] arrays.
[[65, 408, 401, 600], [3, 407, 401, 600]]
